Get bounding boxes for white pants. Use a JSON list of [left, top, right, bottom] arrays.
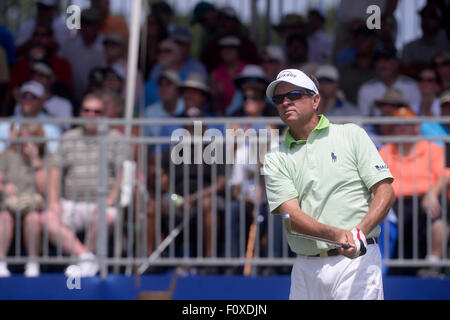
[[290, 244, 384, 300], [61, 199, 117, 233]]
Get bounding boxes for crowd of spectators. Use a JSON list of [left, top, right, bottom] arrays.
[[0, 0, 450, 278]]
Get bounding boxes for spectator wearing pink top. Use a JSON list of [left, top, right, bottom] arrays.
[[210, 36, 247, 115]]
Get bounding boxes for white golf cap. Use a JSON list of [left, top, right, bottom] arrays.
[[20, 81, 45, 98], [266, 69, 319, 99]]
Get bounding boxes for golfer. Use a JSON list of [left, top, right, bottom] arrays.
[[263, 69, 395, 300]]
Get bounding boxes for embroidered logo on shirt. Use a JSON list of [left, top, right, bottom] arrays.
[[375, 164, 389, 171], [331, 152, 337, 162]]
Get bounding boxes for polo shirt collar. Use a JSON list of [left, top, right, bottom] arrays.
[[285, 115, 330, 148]]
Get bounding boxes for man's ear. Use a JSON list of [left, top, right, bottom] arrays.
[[312, 94, 321, 111]]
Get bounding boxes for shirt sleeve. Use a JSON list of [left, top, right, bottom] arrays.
[[349, 124, 394, 190], [263, 149, 299, 213]]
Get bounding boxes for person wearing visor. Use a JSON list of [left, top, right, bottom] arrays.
[[263, 68, 395, 299]]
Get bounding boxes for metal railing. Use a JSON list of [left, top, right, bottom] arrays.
[[0, 116, 449, 278]]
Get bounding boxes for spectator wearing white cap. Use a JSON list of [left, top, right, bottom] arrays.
[[307, 8, 332, 64], [0, 81, 62, 154], [15, 0, 72, 58], [13, 62, 73, 130], [315, 64, 359, 117], [260, 45, 286, 81]]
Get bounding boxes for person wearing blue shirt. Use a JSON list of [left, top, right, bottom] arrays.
[[0, 81, 61, 154]]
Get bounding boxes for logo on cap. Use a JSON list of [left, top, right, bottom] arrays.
[[277, 70, 297, 80]]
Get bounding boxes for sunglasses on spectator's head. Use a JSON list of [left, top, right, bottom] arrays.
[[272, 90, 315, 105], [81, 107, 103, 115], [20, 92, 39, 100]]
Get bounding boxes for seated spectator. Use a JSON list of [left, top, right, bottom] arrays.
[[41, 92, 125, 277], [357, 46, 421, 116], [144, 37, 204, 107], [401, 3, 450, 78], [260, 45, 286, 81], [306, 8, 332, 64], [314, 64, 360, 117], [285, 33, 309, 69], [159, 110, 228, 264], [15, 0, 71, 58], [411, 66, 442, 116], [339, 27, 378, 105], [91, 0, 129, 43], [59, 8, 106, 107], [432, 51, 450, 91], [378, 107, 447, 276], [210, 36, 247, 115], [143, 70, 184, 137], [0, 124, 47, 277], [6, 23, 73, 116], [200, 6, 259, 72], [151, 1, 175, 33], [13, 62, 73, 130], [101, 66, 125, 97], [335, 19, 365, 67], [0, 81, 62, 154], [103, 33, 143, 105], [227, 64, 271, 116]]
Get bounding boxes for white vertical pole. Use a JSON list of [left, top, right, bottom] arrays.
[[124, 0, 142, 139]]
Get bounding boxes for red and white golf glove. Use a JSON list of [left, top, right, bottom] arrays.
[[351, 227, 368, 257]]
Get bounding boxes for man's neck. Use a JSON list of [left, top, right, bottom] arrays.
[[289, 115, 320, 141], [382, 75, 398, 87]]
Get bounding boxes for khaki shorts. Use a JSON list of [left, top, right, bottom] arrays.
[[61, 199, 117, 233]]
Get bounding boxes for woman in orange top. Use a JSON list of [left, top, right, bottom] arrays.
[[378, 107, 448, 276]]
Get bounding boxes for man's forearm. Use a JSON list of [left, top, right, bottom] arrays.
[[357, 180, 395, 236]]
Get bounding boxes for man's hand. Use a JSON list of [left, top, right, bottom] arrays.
[[335, 229, 358, 259]]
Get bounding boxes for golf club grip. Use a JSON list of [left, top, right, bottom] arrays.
[[341, 243, 351, 249]]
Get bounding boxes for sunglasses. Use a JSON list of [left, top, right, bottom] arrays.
[[318, 77, 336, 83], [272, 90, 314, 105], [82, 107, 103, 115], [20, 92, 39, 100]]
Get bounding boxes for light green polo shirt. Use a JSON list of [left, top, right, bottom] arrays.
[[263, 115, 393, 255]]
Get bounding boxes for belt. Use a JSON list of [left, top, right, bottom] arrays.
[[301, 238, 378, 258]]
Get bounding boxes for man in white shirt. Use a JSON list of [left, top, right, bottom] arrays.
[[59, 8, 106, 105], [357, 46, 420, 116]]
